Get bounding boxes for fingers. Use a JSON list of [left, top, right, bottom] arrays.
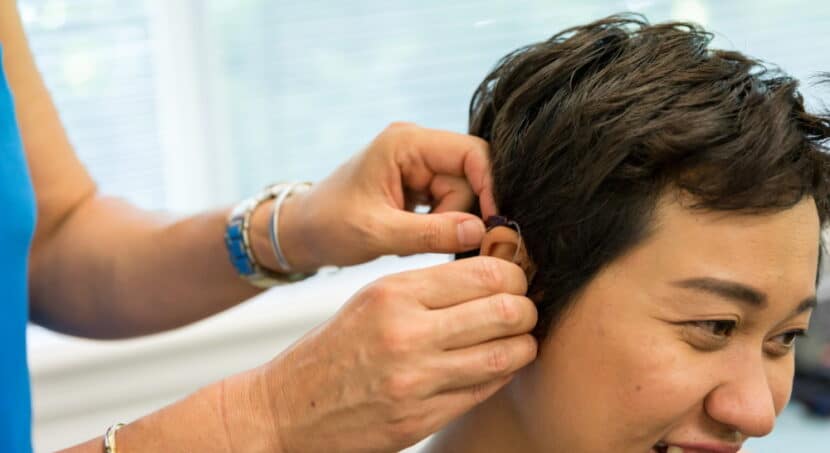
[[401, 173, 474, 213], [384, 123, 497, 219], [385, 174, 477, 255], [383, 210, 487, 255], [429, 175, 475, 214], [387, 256, 528, 309], [414, 336, 535, 435], [432, 293, 538, 350], [429, 334, 538, 393], [403, 186, 432, 212]]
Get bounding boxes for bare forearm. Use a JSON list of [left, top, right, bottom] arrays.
[[59, 369, 280, 453], [29, 195, 260, 338]]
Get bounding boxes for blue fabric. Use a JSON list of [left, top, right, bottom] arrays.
[[0, 44, 37, 453]]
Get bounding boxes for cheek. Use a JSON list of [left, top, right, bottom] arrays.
[[515, 312, 725, 449], [510, 315, 713, 450], [602, 323, 713, 431], [586, 292, 713, 418]]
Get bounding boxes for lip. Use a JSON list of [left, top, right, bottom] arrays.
[[666, 442, 743, 453]]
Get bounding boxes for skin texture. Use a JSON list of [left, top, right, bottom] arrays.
[[428, 195, 819, 453], [1, 1, 538, 451]]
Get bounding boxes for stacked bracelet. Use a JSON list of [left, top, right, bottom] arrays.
[[224, 182, 315, 288]]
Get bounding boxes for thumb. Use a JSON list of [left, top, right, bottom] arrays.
[[383, 210, 486, 255]]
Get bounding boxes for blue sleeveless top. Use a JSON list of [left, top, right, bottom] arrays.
[[0, 44, 37, 453]]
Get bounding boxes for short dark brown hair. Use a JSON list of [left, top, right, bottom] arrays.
[[468, 14, 830, 337]]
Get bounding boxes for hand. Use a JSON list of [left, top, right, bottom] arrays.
[[253, 122, 498, 273], [252, 257, 537, 452]]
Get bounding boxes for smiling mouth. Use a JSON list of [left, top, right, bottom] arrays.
[[650, 443, 741, 453], [651, 443, 680, 453]]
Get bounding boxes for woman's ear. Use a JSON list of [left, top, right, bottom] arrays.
[[479, 225, 536, 280]]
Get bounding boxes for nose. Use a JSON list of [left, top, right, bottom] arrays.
[[703, 355, 779, 438]]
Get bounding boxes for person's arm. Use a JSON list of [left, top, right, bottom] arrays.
[[1, 0, 497, 339], [58, 256, 536, 453], [57, 367, 280, 452]]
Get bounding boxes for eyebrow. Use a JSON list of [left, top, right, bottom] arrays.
[[671, 277, 817, 316]]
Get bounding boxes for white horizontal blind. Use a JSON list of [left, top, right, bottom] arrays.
[[19, 0, 164, 209], [201, 0, 830, 197], [18, 0, 830, 210]]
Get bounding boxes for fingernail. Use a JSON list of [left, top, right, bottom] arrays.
[[457, 219, 485, 248]]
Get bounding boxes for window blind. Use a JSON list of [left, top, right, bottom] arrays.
[[20, 0, 164, 209], [19, 0, 830, 211], [200, 0, 830, 196]]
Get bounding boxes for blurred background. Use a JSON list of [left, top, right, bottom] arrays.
[[21, 0, 829, 451]]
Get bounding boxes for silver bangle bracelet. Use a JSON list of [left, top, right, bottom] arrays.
[[104, 422, 125, 453], [269, 182, 312, 273]]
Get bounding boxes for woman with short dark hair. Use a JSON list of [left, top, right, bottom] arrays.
[[434, 14, 830, 453]]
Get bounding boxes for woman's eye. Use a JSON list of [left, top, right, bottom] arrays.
[[771, 330, 807, 348], [763, 330, 807, 357], [681, 320, 738, 351], [691, 319, 737, 338]]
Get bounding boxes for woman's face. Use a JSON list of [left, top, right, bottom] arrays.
[[507, 197, 819, 453]]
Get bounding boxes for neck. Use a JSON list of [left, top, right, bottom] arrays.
[[424, 385, 535, 453]]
